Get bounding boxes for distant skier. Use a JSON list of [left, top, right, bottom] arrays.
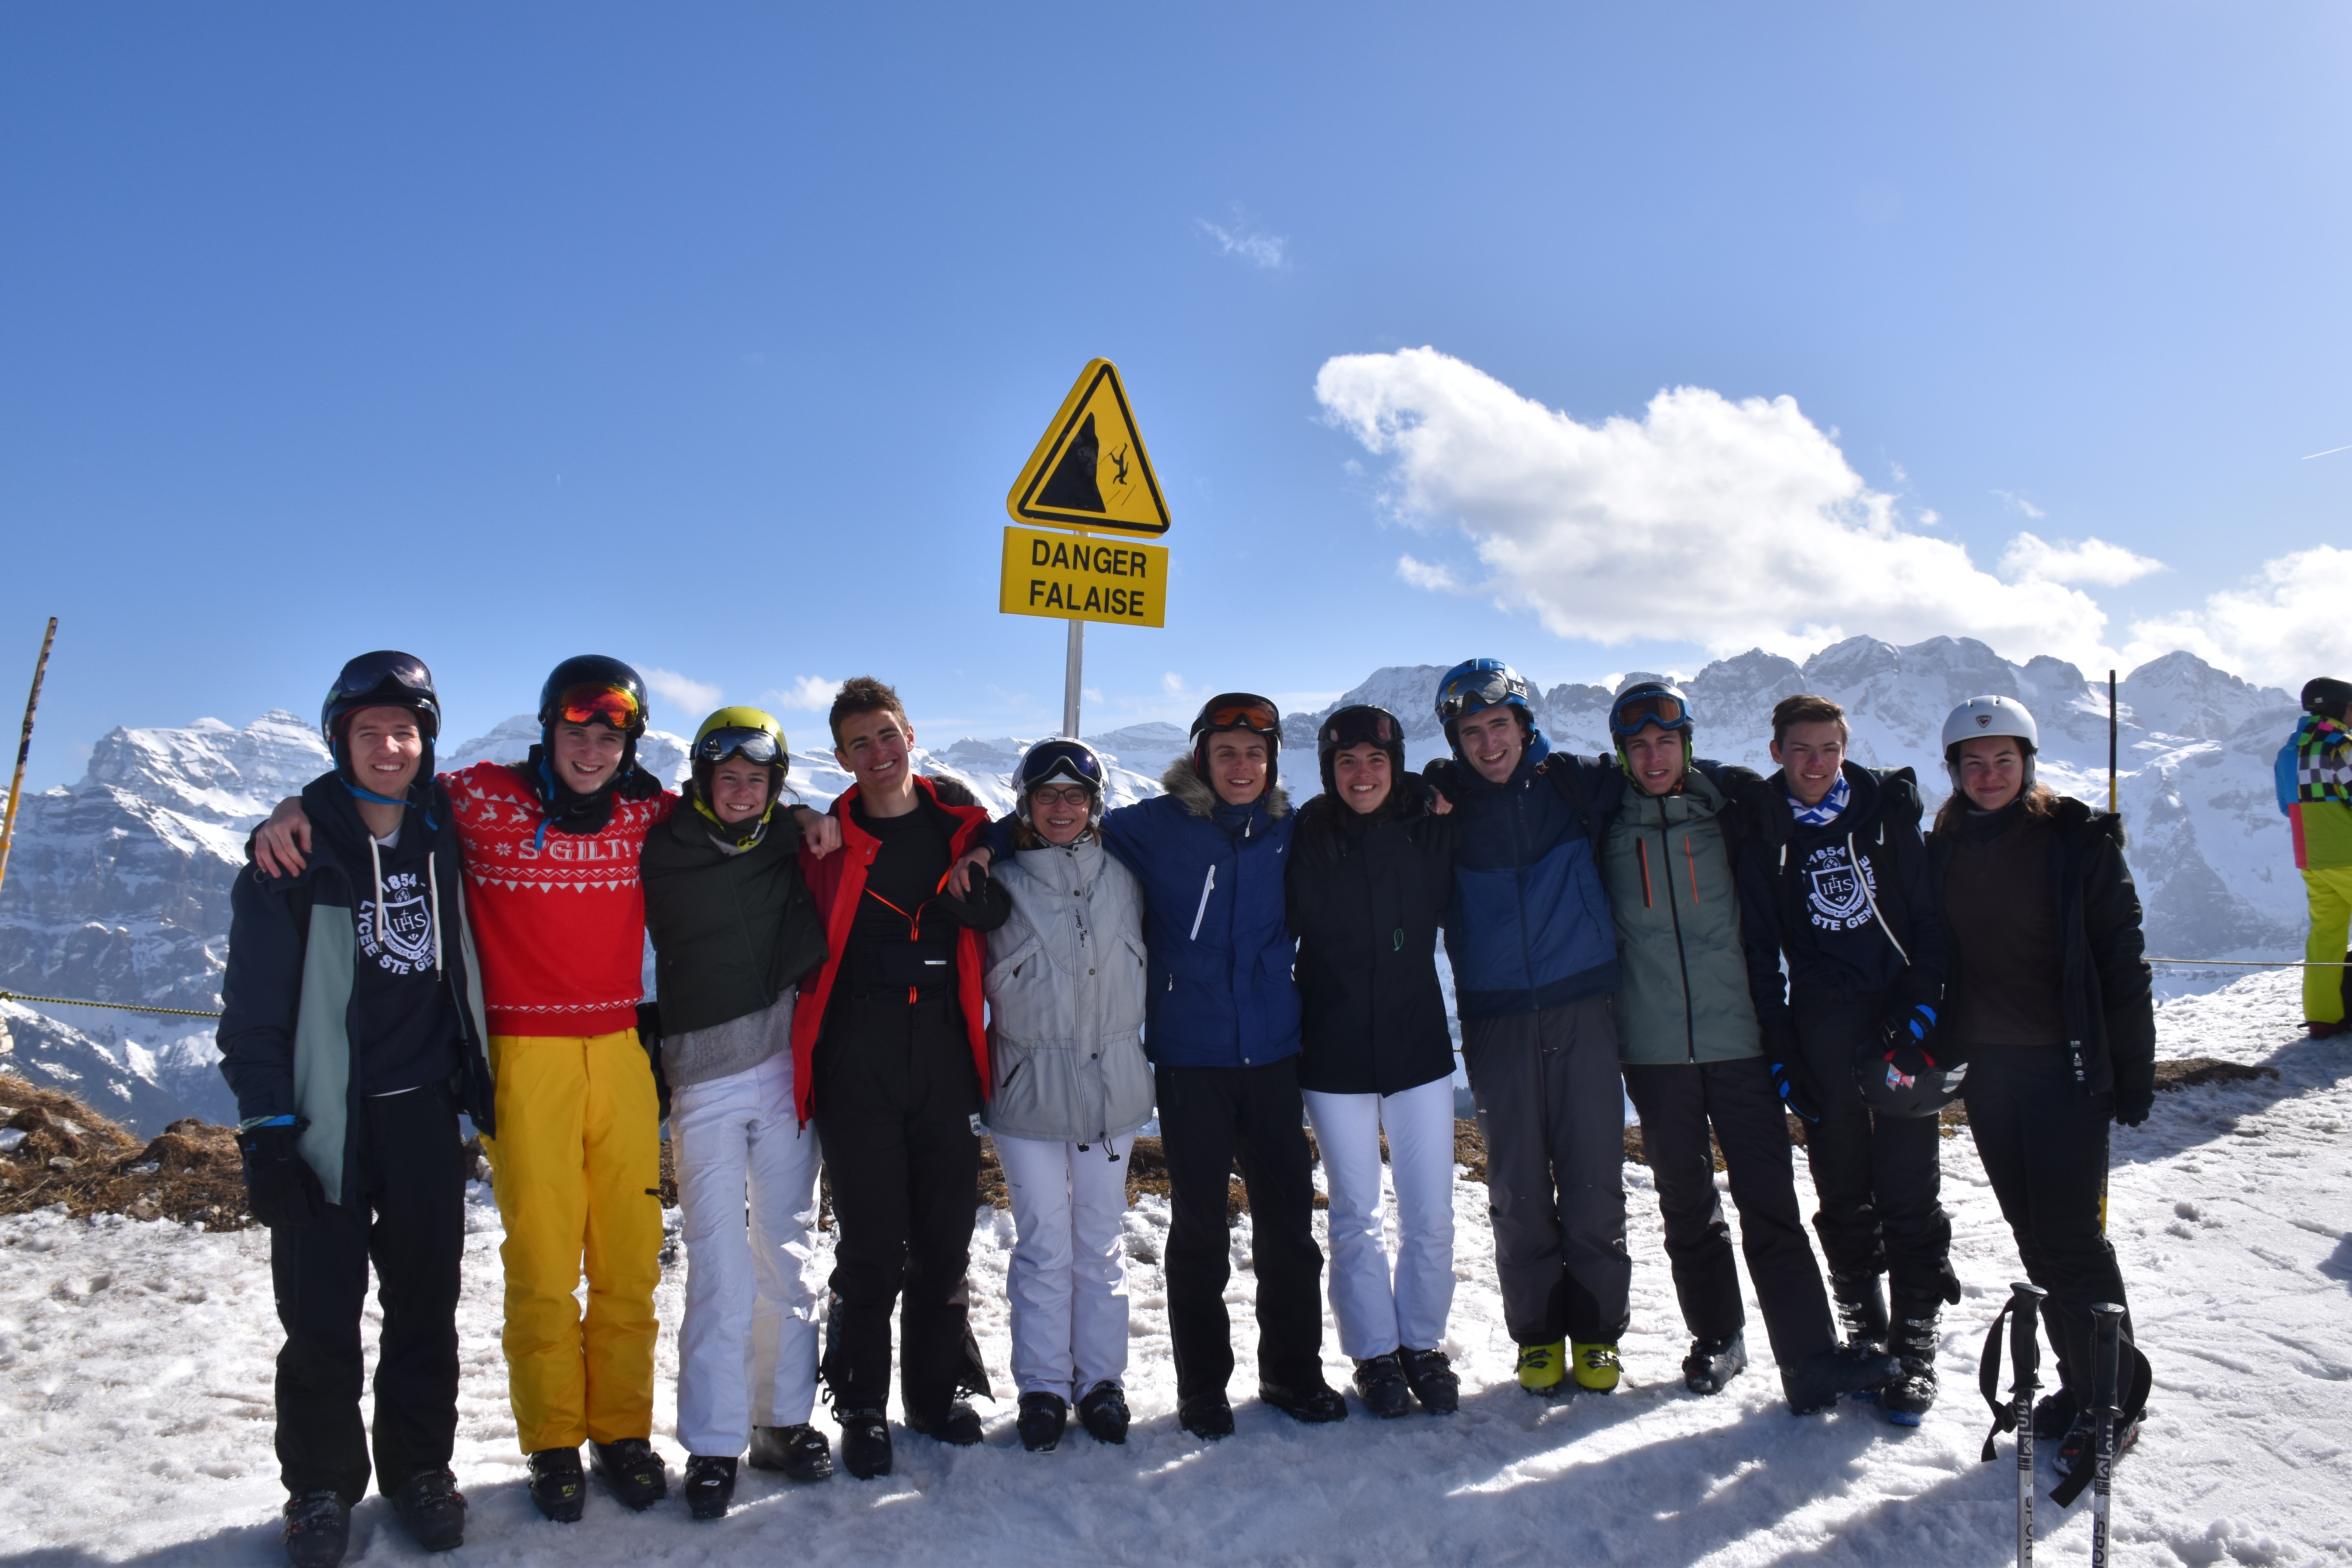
[[219, 652, 492, 1567], [1600, 684, 1897, 1414], [2277, 677, 2352, 1038], [1928, 695, 2155, 1483], [638, 707, 832, 1518], [1286, 705, 1463, 1418], [1736, 693, 1955, 1424], [979, 738, 1152, 1452], [1420, 660, 1632, 1399]]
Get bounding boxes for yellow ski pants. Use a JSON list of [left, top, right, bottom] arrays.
[[479, 1030, 664, 1454], [2305, 867, 2352, 1025]]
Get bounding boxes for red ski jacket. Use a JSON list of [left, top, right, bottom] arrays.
[[789, 774, 994, 1125]]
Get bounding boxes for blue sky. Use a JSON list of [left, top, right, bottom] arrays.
[[4, 4, 2347, 790]]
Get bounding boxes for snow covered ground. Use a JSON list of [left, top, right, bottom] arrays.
[[4, 969, 2346, 1566]]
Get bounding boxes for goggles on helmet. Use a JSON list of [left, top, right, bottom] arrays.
[[323, 651, 440, 743], [1609, 691, 1691, 738], [1018, 739, 1105, 791], [1199, 699, 1280, 735], [694, 726, 783, 766], [1436, 667, 1528, 724], [1320, 706, 1400, 753], [553, 683, 644, 731]]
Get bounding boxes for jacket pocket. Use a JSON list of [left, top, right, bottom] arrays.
[[984, 934, 1044, 996]]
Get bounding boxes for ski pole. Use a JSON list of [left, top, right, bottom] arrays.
[[2009, 1282, 2047, 1568], [0, 617, 59, 907], [2089, 1303, 2125, 1568]]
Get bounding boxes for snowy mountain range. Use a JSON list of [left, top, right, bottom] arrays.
[[0, 635, 2308, 1131]]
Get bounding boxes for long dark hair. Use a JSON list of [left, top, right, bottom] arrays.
[[1931, 780, 2060, 836]]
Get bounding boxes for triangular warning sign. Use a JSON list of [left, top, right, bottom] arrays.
[[1006, 359, 1171, 536]]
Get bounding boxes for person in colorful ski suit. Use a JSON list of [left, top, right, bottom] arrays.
[[2277, 677, 2352, 1037]]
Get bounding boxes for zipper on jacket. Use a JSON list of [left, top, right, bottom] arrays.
[[1189, 864, 1218, 940], [1657, 818, 1697, 1063], [1636, 840, 1653, 907]]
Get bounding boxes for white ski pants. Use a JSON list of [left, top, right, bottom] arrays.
[[670, 1051, 824, 1455], [1303, 1078, 1457, 1361], [995, 1131, 1132, 1400]]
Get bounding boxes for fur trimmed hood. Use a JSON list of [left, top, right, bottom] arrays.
[[1161, 755, 1290, 820]]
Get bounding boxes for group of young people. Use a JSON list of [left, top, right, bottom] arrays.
[[216, 649, 2160, 1565]]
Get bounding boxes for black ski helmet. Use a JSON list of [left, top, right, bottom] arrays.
[[1189, 693, 1283, 785], [1854, 1040, 1968, 1118], [1316, 704, 1406, 804], [2303, 677, 2352, 722], [539, 654, 651, 737], [321, 650, 440, 781]]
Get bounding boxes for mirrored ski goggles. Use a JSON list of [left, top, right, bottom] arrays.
[[327, 650, 434, 708], [694, 726, 784, 765], [1609, 692, 1691, 737], [1436, 669, 1526, 722], [1020, 741, 1104, 786], [1201, 699, 1280, 733], [1321, 706, 1400, 750], [554, 683, 643, 730]]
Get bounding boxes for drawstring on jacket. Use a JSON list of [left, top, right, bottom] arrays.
[[1849, 829, 1911, 967]]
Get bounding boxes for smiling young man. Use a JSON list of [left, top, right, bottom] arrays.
[[787, 677, 1009, 1480], [252, 655, 687, 1520], [1737, 692, 1953, 1425], [220, 653, 493, 1568], [1421, 659, 1632, 1399]]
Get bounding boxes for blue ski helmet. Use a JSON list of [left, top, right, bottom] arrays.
[[1434, 659, 1532, 747]]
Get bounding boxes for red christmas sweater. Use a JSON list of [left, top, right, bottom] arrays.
[[443, 760, 676, 1038]]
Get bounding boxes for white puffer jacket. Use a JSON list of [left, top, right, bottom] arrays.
[[981, 835, 1153, 1145]]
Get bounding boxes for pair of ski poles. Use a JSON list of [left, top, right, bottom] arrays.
[[1985, 1282, 2127, 1566]]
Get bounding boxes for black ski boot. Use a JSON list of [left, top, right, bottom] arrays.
[[2032, 1387, 2078, 1441], [1399, 1347, 1461, 1414], [281, 1490, 351, 1568], [1179, 1390, 1235, 1440], [1782, 1344, 1902, 1415], [1352, 1353, 1416, 1419], [1017, 1392, 1068, 1452], [2053, 1406, 2142, 1480], [589, 1438, 669, 1510], [1261, 1379, 1348, 1424], [387, 1467, 466, 1552], [1832, 1271, 1889, 1403], [1881, 1298, 1941, 1426], [748, 1423, 833, 1482], [838, 1409, 893, 1479], [682, 1455, 736, 1521], [526, 1447, 586, 1523], [1077, 1381, 1131, 1444], [1682, 1333, 1748, 1395], [906, 1399, 984, 1447]]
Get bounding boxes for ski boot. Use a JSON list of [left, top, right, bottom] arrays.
[[1077, 1380, 1131, 1444], [1572, 1341, 1622, 1394], [1783, 1344, 1902, 1415], [1517, 1340, 1567, 1396], [1832, 1272, 1890, 1403], [1682, 1333, 1747, 1395], [748, 1423, 833, 1481], [682, 1455, 736, 1521], [1880, 1298, 1941, 1426], [1017, 1392, 1068, 1452], [838, 1409, 893, 1479], [1353, 1352, 1416, 1419], [589, 1439, 668, 1510], [387, 1467, 465, 1552], [1400, 1347, 1461, 1414], [906, 1399, 984, 1446], [526, 1448, 586, 1523], [1261, 1379, 1348, 1423], [281, 1491, 351, 1568], [2053, 1405, 2142, 1480], [1179, 1390, 1235, 1440]]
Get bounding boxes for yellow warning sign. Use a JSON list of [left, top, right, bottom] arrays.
[[1005, 359, 1171, 537], [999, 526, 1168, 627]]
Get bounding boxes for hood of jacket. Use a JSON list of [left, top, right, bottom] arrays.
[[1161, 755, 1290, 823]]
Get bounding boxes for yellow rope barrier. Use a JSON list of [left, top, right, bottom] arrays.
[[0, 990, 223, 1019]]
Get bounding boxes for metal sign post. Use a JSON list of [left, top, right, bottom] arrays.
[[1064, 619, 1084, 738], [0, 617, 59, 906]]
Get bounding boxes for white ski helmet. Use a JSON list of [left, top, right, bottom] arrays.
[[1941, 695, 2039, 797]]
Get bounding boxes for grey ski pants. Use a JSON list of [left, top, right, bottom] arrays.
[[1460, 996, 1632, 1346]]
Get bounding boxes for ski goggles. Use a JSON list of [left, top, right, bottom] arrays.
[[1320, 705, 1401, 752], [553, 683, 643, 730], [1019, 740, 1105, 789], [1198, 696, 1281, 735], [1609, 691, 1691, 737], [694, 725, 784, 766], [1435, 668, 1528, 723]]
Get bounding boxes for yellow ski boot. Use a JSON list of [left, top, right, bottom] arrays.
[[1516, 1340, 1567, 1395], [1572, 1341, 1623, 1394]]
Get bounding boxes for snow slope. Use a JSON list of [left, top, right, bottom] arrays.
[[4, 971, 2344, 1566]]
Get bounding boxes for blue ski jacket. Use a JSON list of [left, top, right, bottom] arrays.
[[982, 756, 1301, 1069], [1425, 729, 1622, 1020]]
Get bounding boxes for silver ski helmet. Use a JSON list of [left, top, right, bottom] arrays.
[[1855, 1039, 1968, 1118], [1940, 695, 2039, 799]]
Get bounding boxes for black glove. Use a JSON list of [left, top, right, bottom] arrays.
[[637, 1001, 671, 1123], [1764, 1031, 1821, 1123], [1879, 1002, 1943, 1063], [238, 1123, 326, 1230], [2113, 1069, 2153, 1128]]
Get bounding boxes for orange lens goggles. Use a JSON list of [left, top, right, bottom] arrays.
[[1205, 702, 1279, 732], [555, 684, 642, 729]]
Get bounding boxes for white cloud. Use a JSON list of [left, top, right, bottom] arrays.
[[2122, 544, 2352, 690], [1998, 532, 2165, 587], [1992, 489, 2047, 519], [1314, 347, 2123, 669], [1197, 217, 1287, 270], [643, 667, 722, 717], [765, 676, 838, 712]]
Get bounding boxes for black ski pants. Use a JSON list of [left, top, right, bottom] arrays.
[[813, 990, 988, 1422], [1961, 1044, 2135, 1398], [1461, 996, 1632, 1347], [271, 1083, 467, 1505], [1622, 1056, 1838, 1370], [1792, 990, 1954, 1314], [1156, 1057, 1326, 1399]]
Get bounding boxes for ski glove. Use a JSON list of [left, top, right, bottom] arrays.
[[1764, 1032, 1821, 1123], [2113, 1069, 2154, 1128], [1878, 1002, 1942, 1063], [238, 1122, 326, 1230]]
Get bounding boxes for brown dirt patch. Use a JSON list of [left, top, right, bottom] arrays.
[[0, 1074, 250, 1229]]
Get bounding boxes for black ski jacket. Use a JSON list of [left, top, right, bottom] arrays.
[[1928, 796, 2155, 1113], [641, 788, 828, 1037], [1737, 762, 1948, 1031], [1285, 784, 1458, 1096]]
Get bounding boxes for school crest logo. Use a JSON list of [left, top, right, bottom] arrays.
[[357, 869, 436, 975], [1798, 844, 1878, 933]]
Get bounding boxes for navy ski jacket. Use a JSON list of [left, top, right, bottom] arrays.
[[1425, 729, 1622, 1020], [982, 757, 1301, 1069]]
